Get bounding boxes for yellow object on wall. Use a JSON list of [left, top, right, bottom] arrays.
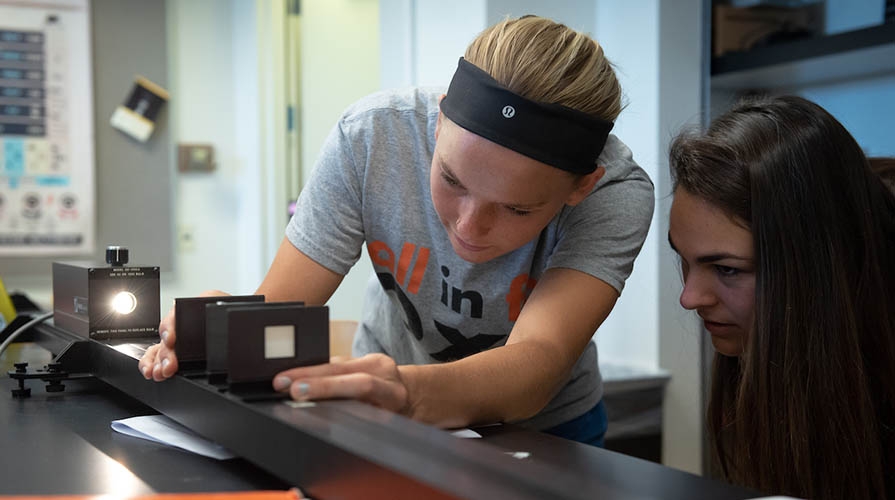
[[0, 276, 16, 325]]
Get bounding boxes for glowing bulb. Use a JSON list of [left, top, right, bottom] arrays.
[[111, 291, 137, 314]]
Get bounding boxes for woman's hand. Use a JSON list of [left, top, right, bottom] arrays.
[[272, 354, 411, 415], [138, 289, 230, 381]]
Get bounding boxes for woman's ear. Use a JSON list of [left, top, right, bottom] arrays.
[[565, 166, 606, 206]]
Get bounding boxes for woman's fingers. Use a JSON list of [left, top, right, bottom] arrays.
[[138, 341, 179, 381], [138, 344, 159, 379], [148, 343, 178, 381], [157, 301, 177, 349], [287, 372, 408, 412], [143, 289, 231, 380], [272, 354, 409, 413]]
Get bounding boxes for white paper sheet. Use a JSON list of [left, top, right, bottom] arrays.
[[111, 415, 235, 460]]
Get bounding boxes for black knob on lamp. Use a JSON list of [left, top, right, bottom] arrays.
[[106, 246, 129, 266]]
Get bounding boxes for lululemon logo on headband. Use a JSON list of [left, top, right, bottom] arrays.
[[501, 105, 515, 118]]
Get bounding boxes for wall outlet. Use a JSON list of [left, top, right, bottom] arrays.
[[178, 143, 216, 172]]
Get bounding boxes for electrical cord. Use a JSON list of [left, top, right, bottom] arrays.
[[0, 311, 54, 359]]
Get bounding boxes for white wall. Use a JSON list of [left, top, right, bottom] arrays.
[[161, 0, 268, 310], [655, 0, 706, 475], [380, 0, 597, 90], [593, 0, 705, 474], [167, 0, 384, 322], [411, 0, 486, 88], [486, 0, 595, 33], [300, 1, 381, 184], [592, 2, 660, 372], [379, 0, 413, 90], [232, 0, 267, 292]]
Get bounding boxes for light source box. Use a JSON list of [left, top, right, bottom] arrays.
[[52, 261, 160, 340]]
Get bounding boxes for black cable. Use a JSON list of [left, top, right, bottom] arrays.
[[0, 311, 54, 359]]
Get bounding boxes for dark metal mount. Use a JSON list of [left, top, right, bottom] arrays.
[[8, 362, 74, 398], [6, 326, 96, 398]]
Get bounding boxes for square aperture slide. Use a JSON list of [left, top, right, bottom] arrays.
[[264, 325, 296, 359], [213, 302, 328, 384]]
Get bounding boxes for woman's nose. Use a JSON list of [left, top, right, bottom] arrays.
[[679, 272, 715, 311], [455, 202, 493, 239]]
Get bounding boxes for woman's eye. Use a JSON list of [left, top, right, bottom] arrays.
[[714, 265, 740, 277], [507, 207, 532, 216], [441, 172, 459, 187]]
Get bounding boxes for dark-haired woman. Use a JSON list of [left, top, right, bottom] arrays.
[[668, 95, 895, 499]]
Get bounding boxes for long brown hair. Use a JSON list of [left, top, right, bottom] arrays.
[[670, 96, 895, 499]]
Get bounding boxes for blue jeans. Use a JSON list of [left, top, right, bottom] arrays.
[[543, 400, 608, 447]]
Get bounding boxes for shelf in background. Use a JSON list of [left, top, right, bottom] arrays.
[[711, 22, 895, 91]]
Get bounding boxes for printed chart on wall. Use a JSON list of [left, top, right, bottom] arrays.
[[0, 0, 94, 256]]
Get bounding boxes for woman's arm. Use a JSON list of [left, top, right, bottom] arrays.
[[404, 267, 618, 427], [255, 237, 345, 305], [273, 267, 618, 428]]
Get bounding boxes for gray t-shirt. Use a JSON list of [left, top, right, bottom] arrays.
[[286, 88, 654, 430]]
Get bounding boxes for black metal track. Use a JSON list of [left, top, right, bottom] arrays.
[[28, 321, 660, 500]]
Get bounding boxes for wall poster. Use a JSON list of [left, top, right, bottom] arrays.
[[0, 0, 94, 256]]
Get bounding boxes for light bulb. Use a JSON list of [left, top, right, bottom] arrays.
[[111, 291, 137, 314]]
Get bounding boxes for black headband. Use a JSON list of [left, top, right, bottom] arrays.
[[439, 57, 614, 175]]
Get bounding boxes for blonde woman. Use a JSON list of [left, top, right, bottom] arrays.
[[140, 16, 654, 446]]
